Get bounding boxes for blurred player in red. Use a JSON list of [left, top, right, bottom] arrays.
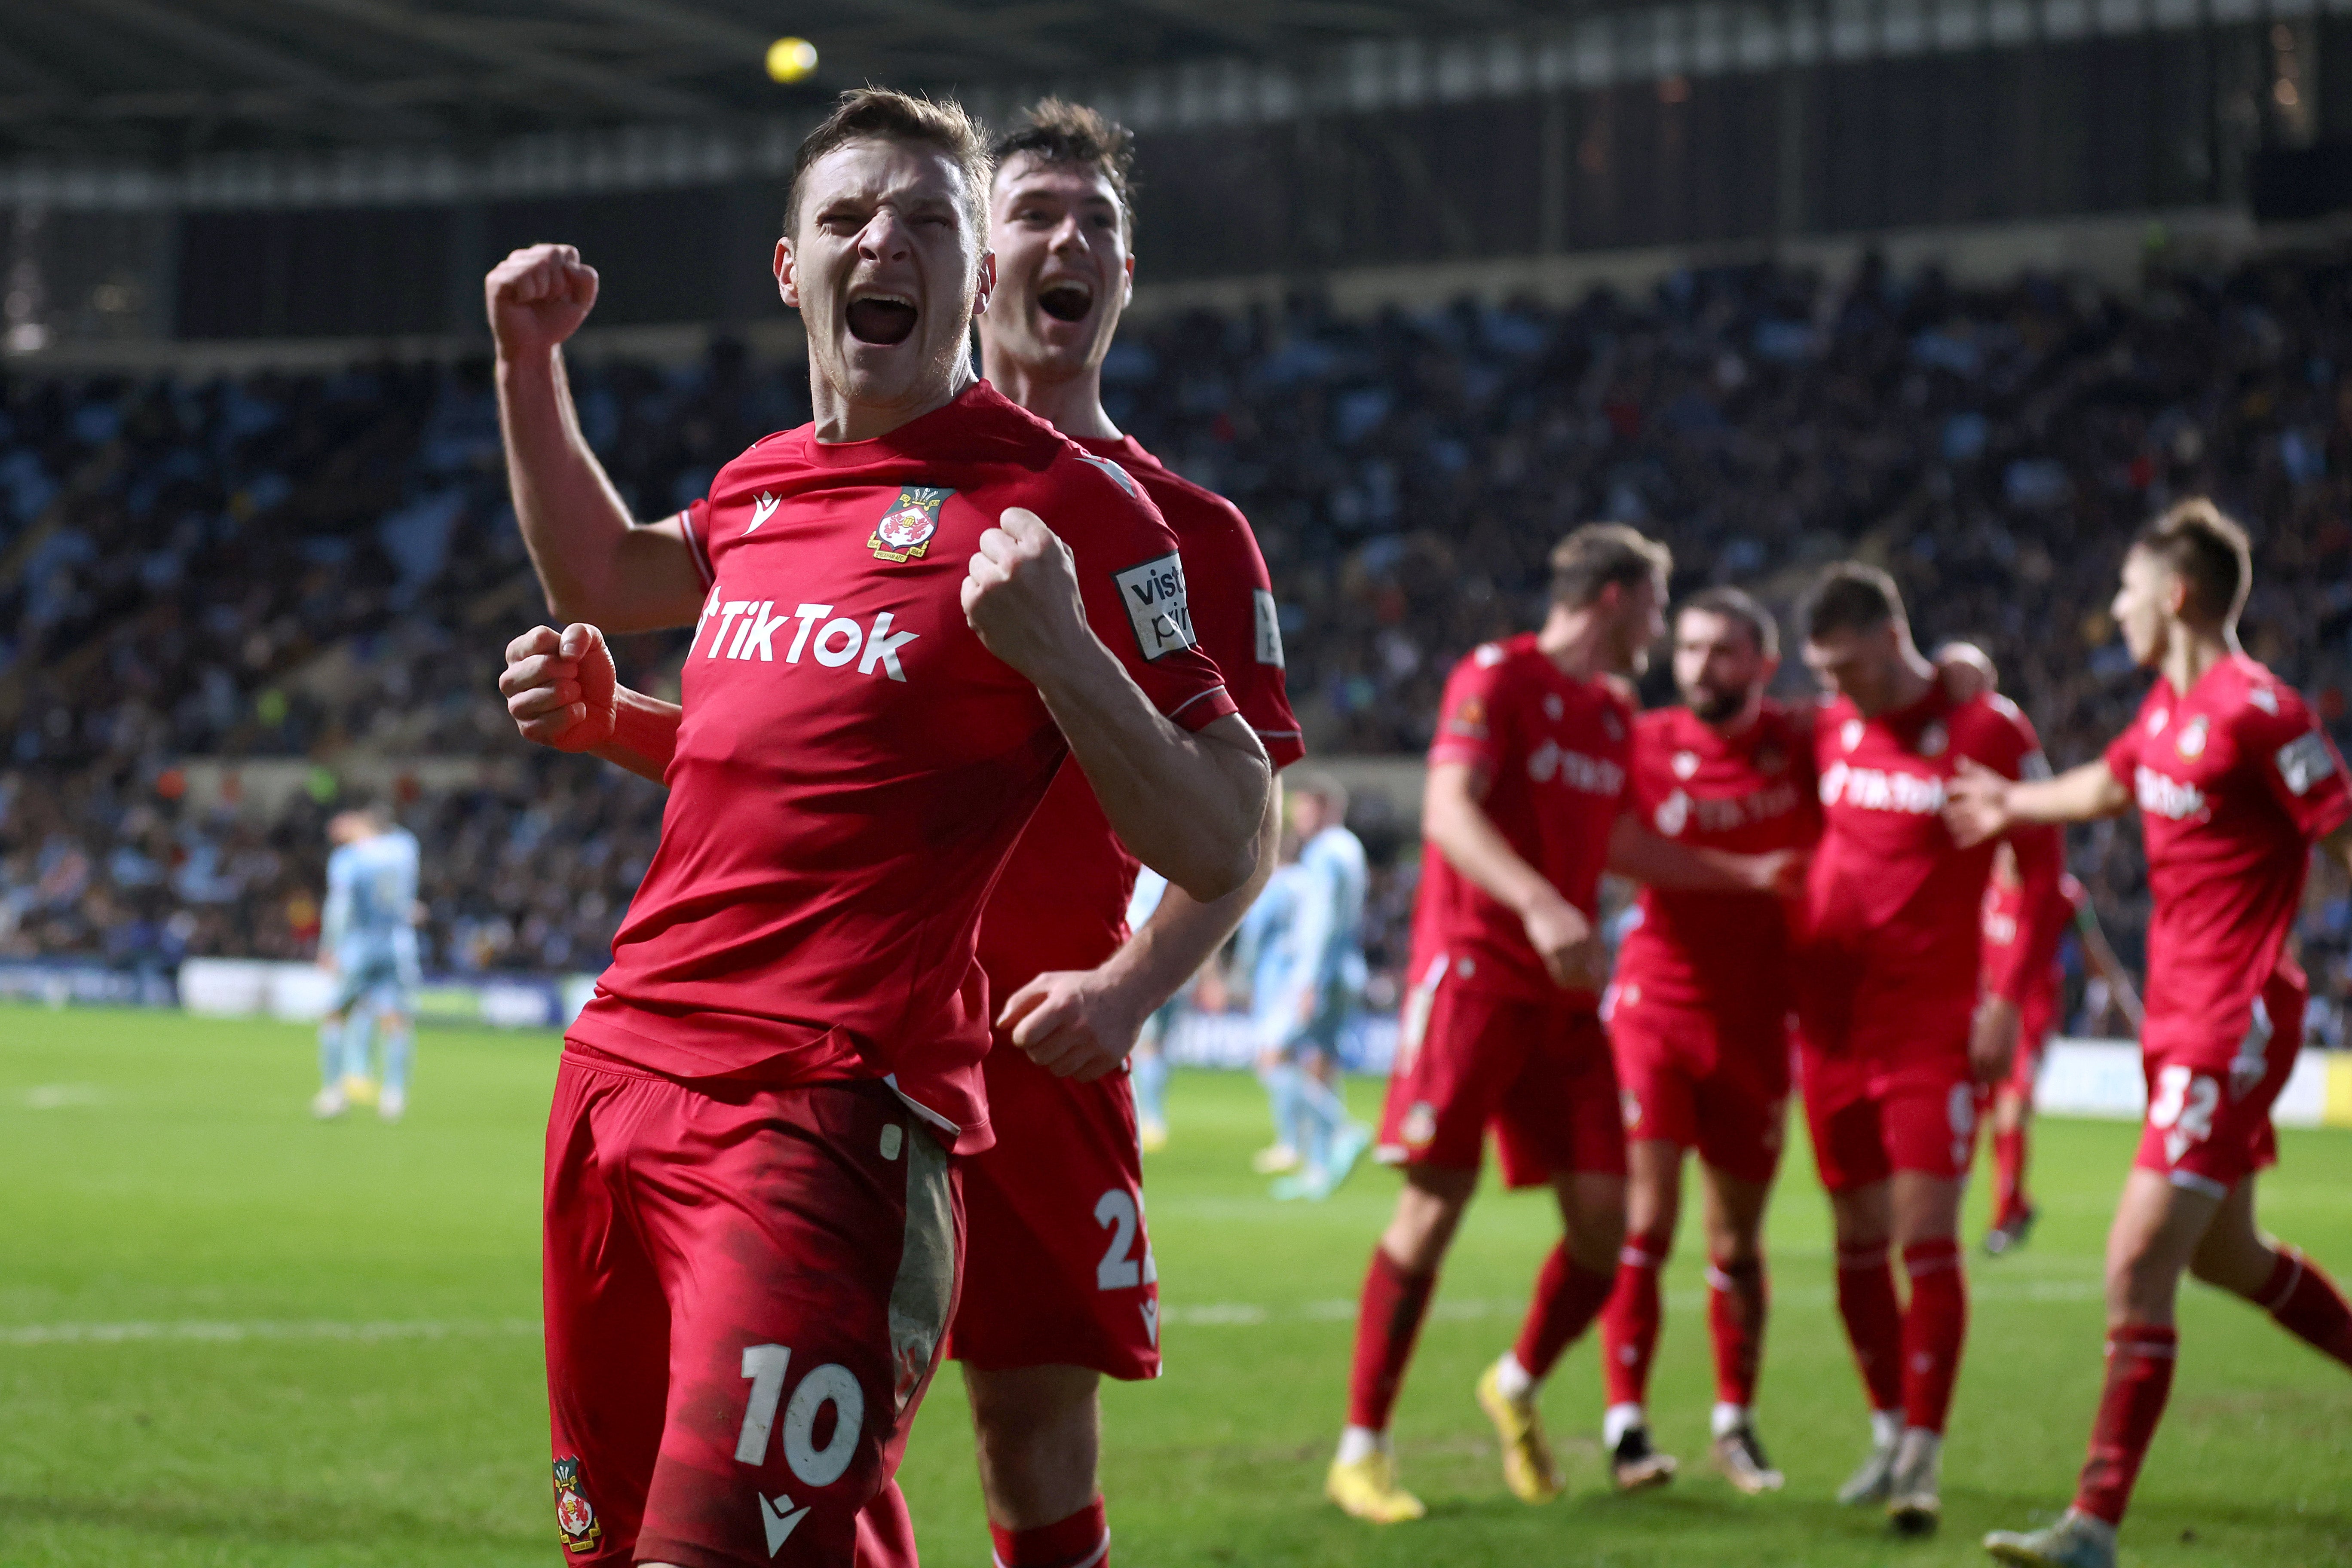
[[943, 101, 1303, 1568], [1596, 587, 1815, 1496], [1326, 526, 1801, 1523], [1951, 501, 2352, 1568], [1795, 563, 2067, 1535], [1976, 843, 2142, 1257], [486, 89, 1268, 1568]]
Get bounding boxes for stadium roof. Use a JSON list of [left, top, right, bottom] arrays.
[[5, 0, 1649, 159]]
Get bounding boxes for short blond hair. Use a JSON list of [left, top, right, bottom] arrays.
[[2135, 497, 2252, 627], [787, 87, 993, 241], [1549, 523, 1672, 608]]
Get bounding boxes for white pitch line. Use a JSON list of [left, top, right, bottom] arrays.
[[0, 1318, 542, 1347], [2, 1280, 2102, 1348]]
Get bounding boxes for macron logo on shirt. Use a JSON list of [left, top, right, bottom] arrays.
[[695, 589, 919, 681]]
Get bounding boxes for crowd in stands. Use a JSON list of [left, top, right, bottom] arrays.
[[3, 253, 2349, 1038]]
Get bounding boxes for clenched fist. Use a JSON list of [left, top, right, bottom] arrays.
[[961, 507, 1090, 680], [500, 623, 617, 752], [486, 244, 599, 360]]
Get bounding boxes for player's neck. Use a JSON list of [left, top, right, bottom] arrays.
[[808, 361, 977, 444], [2160, 624, 2236, 693], [1853, 649, 1936, 719], [1534, 604, 1614, 682], [983, 350, 1122, 441]]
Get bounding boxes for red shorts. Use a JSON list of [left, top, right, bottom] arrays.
[[1607, 985, 1792, 1186], [1798, 998, 1980, 1193], [945, 1043, 1160, 1381], [2133, 975, 2304, 1196], [543, 1047, 961, 1568], [1376, 961, 1626, 1188]]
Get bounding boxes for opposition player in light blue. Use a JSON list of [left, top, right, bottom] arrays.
[[1246, 772, 1373, 1199], [310, 803, 423, 1122]]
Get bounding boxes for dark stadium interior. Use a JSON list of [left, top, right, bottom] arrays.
[[5, 254, 2351, 1037]]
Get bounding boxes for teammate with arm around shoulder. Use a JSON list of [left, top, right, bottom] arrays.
[[1949, 500, 2352, 1568]]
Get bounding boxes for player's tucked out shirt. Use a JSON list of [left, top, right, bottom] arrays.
[[569, 383, 1237, 1152], [322, 827, 420, 953], [1802, 684, 2066, 1040], [1407, 634, 1634, 1008], [975, 435, 1303, 995], [1614, 701, 1818, 1030], [2101, 653, 2349, 1051], [1980, 873, 2085, 1044]]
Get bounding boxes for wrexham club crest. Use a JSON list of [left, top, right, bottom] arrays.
[[552, 1456, 601, 1554], [870, 485, 953, 562]]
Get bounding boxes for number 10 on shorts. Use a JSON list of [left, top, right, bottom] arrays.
[[734, 1344, 864, 1487]]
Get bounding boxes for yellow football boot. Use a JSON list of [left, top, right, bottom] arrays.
[[1325, 1447, 1427, 1523], [1476, 1361, 1564, 1503]]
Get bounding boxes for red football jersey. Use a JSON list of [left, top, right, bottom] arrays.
[[977, 435, 1304, 989], [1981, 873, 2085, 1044], [570, 383, 1237, 1152], [1407, 634, 1633, 1004], [1803, 685, 2065, 1020], [1615, 701, 1820, 1025], [2102, 653, 2349, 1051]]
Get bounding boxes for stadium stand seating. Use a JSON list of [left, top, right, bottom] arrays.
[[2, 257, 2348, 1038]]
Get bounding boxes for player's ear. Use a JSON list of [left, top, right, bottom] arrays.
[[1121, 252, 1135, 307], [774, 237, 798, 309], [974, 249, 997, 318]]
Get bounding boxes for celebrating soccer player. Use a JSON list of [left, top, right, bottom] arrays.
[[1947, 501, 2352, 1568], [1325, 526, 1801, 1523], [1595, 587, 1815, 1495], [1977, 842, 2142, 1257], [1793, 563, 2068, 1535], [486, 89, 1269, 1568]]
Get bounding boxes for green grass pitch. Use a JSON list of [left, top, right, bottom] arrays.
[[2, 1004, 2347, 1566]]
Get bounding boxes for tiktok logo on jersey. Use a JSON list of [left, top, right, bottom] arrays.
[[1527, 738, 1626, 796], [2134, 766, 2209, 822], [1818, 760, 1943, 814], [693, 586, 920, 681]]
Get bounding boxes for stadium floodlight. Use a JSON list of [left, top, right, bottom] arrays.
[[765, 37, 818, 84]]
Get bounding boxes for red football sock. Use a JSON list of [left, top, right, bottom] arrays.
[[1347, 1248, 1438, 1430], [1513, 1243, 1617, 1383], [1707, 1255, 1768, 1409], [990, 1496, 1108, 1568], [1600, 1231, 1671, 1407], [2071, 1323, 2177, 1525], [2257, 1246, 2352, 1370], [1836, 1242, 1905, 1414], [1900, 1238, 1968, 1434], [1992, 1127, 2028, 1226]]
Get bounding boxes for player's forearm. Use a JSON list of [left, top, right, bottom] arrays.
[[2082, 923, 2144, 1026], [1031, 638, 1269, 902], [588, 687, 681, 784], [1424, 783, 1561, 919], [1098, 779, 1283, 1014], [2001, 760, 2131, 824], [498, 350, 691, 632], [1991, 826, 2069, 1003], [1605, 817, 1754, 892]]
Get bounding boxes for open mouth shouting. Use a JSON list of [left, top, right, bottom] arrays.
[[845, 288, 919, 345], [1036, 277, 1094, 323]]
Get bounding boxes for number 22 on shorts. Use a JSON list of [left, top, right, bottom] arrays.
[[1094, 1187, 1158, 1291]]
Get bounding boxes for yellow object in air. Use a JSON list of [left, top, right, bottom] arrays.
[[766, 37, 818, 83]]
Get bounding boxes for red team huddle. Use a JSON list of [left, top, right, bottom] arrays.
[[481, 82, 2351, 1568]]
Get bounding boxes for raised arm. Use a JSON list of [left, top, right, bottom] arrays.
[[1424, 759, 1600, 991], [488, 245, 709, 632], [1946, 756, 2130, 845], [1001, 778, 1287, 1081], [499, 624, 681, 784], [962, 509, 1268, 902]]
